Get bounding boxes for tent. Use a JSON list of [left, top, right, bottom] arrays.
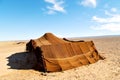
[[26, 33, 103, 72]]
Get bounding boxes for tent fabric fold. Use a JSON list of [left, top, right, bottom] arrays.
[[26, 33, 103, 72]]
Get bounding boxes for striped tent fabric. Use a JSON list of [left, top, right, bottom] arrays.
[[26, 33, 103, 72]]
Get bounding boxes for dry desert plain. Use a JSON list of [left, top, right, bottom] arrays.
[[0, 36, 120, 80]]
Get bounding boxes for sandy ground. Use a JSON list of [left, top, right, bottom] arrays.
[[0, 36, 120, 80]]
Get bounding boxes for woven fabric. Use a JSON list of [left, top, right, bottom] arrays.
[[26, 33, 103, 72]]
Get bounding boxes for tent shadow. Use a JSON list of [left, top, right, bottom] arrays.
[[7, 52, 37, 70]]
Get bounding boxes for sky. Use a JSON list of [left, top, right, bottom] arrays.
[[0, 0, 120, 41]]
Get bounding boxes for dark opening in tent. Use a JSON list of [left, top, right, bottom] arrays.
[[26, 33, 103, 72]]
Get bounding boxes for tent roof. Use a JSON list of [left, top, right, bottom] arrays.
[[33, 33, 69, 47]]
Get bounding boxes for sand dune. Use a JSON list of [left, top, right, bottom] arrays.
[[0, 36, 120, 80]]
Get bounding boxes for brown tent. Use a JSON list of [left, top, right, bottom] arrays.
[[26, 33, 103, 72]]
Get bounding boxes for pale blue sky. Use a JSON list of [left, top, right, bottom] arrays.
[[0, 0, 120, 41]]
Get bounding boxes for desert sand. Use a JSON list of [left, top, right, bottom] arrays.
[[0, 36, 120, 80]]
